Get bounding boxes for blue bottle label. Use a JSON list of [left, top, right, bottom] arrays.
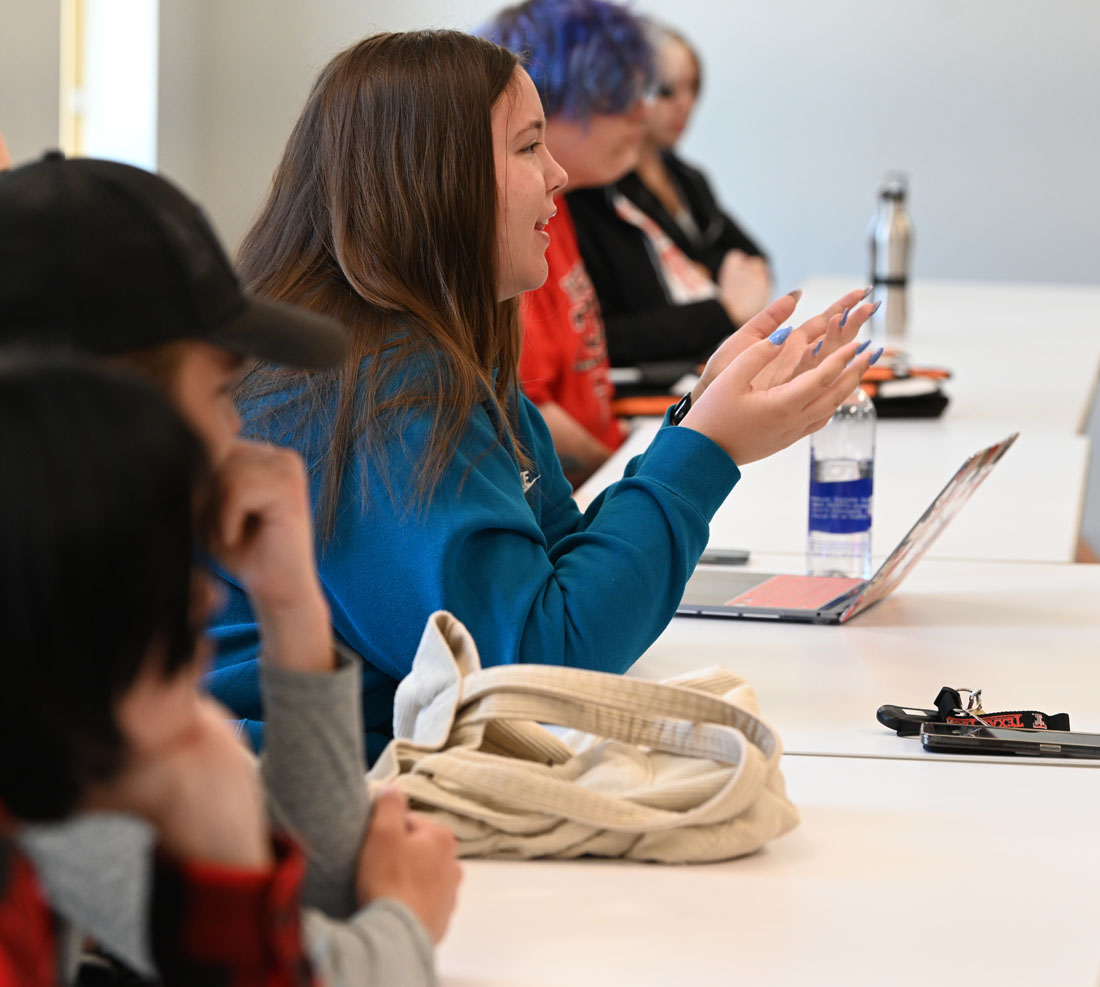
[[809, 477, 873, 534]]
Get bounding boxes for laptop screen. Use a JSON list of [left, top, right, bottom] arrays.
[[840, 432, 1019, 619]]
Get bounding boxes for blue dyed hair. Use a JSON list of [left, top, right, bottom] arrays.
[[481, 0, 654, 121]]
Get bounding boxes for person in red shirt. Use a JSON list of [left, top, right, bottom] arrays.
[[520, 202, 624, 478]]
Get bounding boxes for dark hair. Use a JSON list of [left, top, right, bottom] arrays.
[[0, 353, 211, 821], [483, 0, 654, 121], [236, 30, 523, 532]]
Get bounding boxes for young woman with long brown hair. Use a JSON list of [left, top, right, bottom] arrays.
[[207, 29, 877, 759]]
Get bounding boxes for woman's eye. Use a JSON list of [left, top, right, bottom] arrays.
[[521, 141, 542, 154]]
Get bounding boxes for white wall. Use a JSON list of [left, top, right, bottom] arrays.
[[0, 1, 61, 166], [157, 0, 500, 250], [155, 0, 1100, 288], [157, 0, 203, 194], [666, 0, 1100, 288]]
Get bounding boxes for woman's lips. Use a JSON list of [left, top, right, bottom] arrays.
[[534, 209, 556, 240]]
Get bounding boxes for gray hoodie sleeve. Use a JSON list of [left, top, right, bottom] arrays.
[[259, 644, 369, 918], [260, 644, 439, 985], [304, 900, 438, 987]]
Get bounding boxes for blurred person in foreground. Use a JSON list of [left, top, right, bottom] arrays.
[[0, 155, 458, 986]]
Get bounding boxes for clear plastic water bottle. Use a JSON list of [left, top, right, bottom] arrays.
[[807, 388, 876, 579], [868, 171, 913, 344]]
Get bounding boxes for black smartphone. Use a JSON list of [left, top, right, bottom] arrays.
[[920, 722, 1100, 759], [697, 548, 750, 566]]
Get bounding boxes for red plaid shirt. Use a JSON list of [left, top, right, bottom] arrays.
[[1, 835, 316, 987]]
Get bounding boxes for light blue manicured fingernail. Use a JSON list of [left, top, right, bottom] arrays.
[[870, 347, 884, 365], [870, 299, 882, 315], [839, 307, 850, 328], [769, 325, 794, 345], [856, 339, 871, 355], [813, 340, 823, 356]]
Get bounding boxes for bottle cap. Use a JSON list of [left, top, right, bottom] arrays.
[[878, 170, 908, 200]]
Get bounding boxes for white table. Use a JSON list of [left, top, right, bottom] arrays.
[[580, 277, 1100, 563], [630, 556, 1100, 760], [578, 418, 1088, 563], [439, 756, 1100, 986]]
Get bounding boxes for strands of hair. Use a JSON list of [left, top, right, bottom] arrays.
[[0, 355, 210, 820], [236, 31, 527, 534]]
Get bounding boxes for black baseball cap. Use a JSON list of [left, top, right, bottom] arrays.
[[0, 152, 348, 368]]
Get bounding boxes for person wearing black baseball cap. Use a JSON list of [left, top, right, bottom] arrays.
[[0, 156, 458, 985], [0, 152, 346, 366], [0, 152, 349, 459]]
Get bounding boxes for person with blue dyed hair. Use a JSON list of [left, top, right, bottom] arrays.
[[483, 0, 658, 484], [491, 0, 655, 123]]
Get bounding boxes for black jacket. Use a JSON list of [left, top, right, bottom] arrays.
[[567, 151, 767, 369]]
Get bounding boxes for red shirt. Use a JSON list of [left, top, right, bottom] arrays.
[[520, 200, 625, 451]]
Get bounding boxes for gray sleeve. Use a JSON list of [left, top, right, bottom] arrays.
[[18, 814, 157, 978], [260, 643, 369, 918], [304, 899, 438, 987]]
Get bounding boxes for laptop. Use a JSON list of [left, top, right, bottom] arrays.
[[676, 433, 1018, 625]]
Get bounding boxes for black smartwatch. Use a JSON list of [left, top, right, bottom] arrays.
[[670, 391, 692, 425]]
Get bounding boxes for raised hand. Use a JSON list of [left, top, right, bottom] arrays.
[[356, 788, 463, 944], [693, 285, 873, 404], [751, 293, 879, 391], [209, 439, 333, 673], [681, 331, 875, 466]]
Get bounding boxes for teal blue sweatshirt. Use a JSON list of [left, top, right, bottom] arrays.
[[207, 359, 739, 760]]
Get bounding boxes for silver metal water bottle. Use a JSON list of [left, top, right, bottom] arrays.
[[868, 172, 912, 344]]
